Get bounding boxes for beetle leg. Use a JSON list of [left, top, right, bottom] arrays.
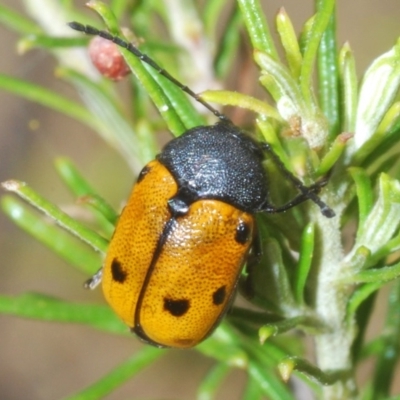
[[84, 267, 103, 289], [260, 181, 328, 213], [239, 231, 261, 301], [260, 142, 335, 217]]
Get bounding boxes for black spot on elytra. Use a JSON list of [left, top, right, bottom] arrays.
[[136, 164, 152, 183], [164, 298, 190, 317], [212, 285, 226, 306], [235, 220, 251, 244], [111, 258, 126, 283]]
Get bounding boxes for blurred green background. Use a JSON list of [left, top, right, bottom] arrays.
[[0, 1, 399, 399]]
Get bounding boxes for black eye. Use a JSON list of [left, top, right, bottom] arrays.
[[111, 258, 126, 283], [136, 164, 152, 183], [235, 220, 251, 244], [212, 286, 226, 306], [164, 298, 190, 317]]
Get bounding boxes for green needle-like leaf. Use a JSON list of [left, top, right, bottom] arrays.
[[214, 6, 242, 79], [0, 73, 99, 131], [259, 315, 326, 344], [247, 359, 293, 400], [197, 323, 249, 367], [278, 356, 347, 386], [317, 132, 353, 176], [87, 2, 205, 133], [237, 0, 279, 59], [339, 42, 358, 133], [346, 282, 382, 323], [2, 1, 400, 398], [18, 34, 87, 53], [62, 347, 164, 400], [201, 90, 282, 121], [276, 8, 302, 80], [55, 157, 118, 226], [350, 262, 400, 284], [348, 167, 374, 238], [87, 1, 120, 34], [0, 293, 125, 333], [249, 237, 296, 314], [197, 363, 231, 400], [2, 180, 108, 253], [352, 39, 400, 161], [294, 223, 315, 304], [316, 1, 339, 137], [0, 4, 42, 34], [256, 51, 304, 110], [300, 0, 335, 108], [346, 173, 400, 262], [242, 375, 264, 400], [203, 0, 230, 37], [58, 67, 147, 171], [1, 196, 101, 275], [369, 281, 400, 399]]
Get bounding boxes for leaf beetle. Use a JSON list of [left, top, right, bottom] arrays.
[[69, 22, 334, 348]]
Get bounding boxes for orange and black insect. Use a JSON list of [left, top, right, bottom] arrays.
[[69, 22, 334, 349]]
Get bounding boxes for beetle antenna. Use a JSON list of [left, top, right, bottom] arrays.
[[68, 21, 231, 124], [68, 21, 335, 218], [261, 143, 335, 218]]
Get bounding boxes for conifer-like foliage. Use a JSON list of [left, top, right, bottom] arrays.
[[1, 1, 400, 399]]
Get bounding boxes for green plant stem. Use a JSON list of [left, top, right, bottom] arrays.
[[312, 204, 357, 399]]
